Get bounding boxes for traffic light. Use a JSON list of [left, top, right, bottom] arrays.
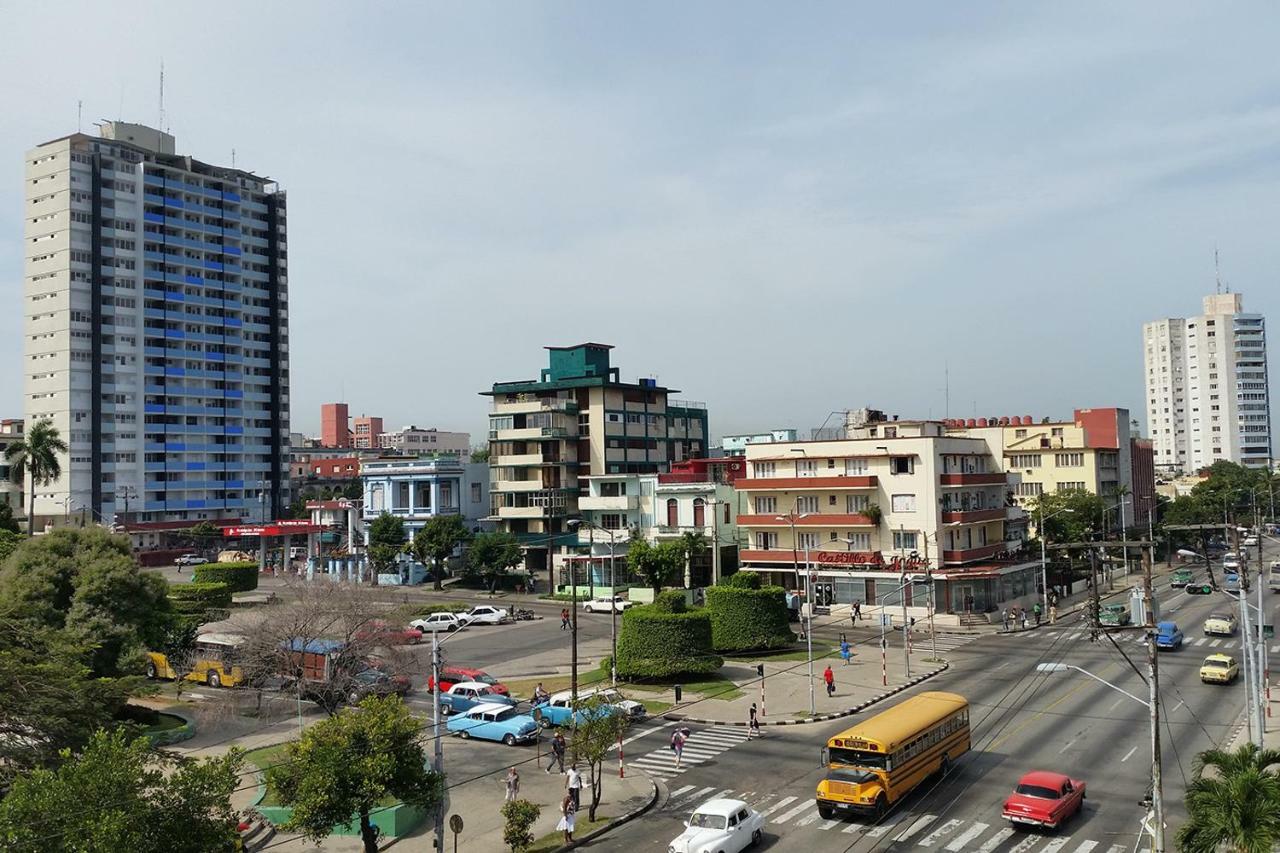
[[756, 664, 764, 678], [674, 684, 682, 702]]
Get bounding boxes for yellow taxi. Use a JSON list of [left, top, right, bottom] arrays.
[[1203, 613, 1238, 636], [1199, 654, 1239, 684]]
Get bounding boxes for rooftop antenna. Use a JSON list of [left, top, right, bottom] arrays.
[[945, 362, 950, 419], [1215, 246, 1221, 294], [231, 148, 236, 169], [77, 100, 82, 132], [158, 59, 165, 131]]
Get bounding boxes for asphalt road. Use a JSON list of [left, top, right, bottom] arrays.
[[584, 545, 1280, 853]]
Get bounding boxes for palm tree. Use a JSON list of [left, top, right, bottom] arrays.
[[862, 503, 884, 554], [1177, 742, 1280, 853], [4, 418, 68, 537]]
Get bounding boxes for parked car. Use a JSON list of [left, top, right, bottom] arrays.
[[446, 703, 540, 745], [463, 605, 510, 626], [1204, 613, 1238, 636], [1002, 771, 1086, 830], [1186, 581, 1214, 595], [668, 798, 764, 853], [532, 689, 623, 728], [175, 553, 209, 567], [433, 666, 510, 696], [410, 612, 469, 633], [1099, 603, 1131, 627], [1223, 552, 1241, 571], [577, 686, 647, 720], [354, 619, 423, 646], [438, 681, 518, 716], [1243, 535, 1260, 547], [583, 596, 635, 613], [1171, 568, 1194, 589], [1154, 621, 1184, 651], [1224, 572, 1242, 593], [1200, 653, 1239, 684]]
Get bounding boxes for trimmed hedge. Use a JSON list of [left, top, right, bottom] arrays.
[[706, 584, 795, 653], [723, 571, 762, 590], [167, 581, 233, 613], [192, 561, 259, 593], [416, 603, 469, 617], [614, 604, 721, 679]]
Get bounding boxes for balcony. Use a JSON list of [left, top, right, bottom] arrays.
[[577, 527, 628, 545], [497, 505, 557, 520], [493, 426, 571, 441], [941, 542, 1006, 563], [734, 476, 877, 491], [940, 508, 1005, 524], [737, 513, 873, 527], [498, 452, 574, 467], [490, 398, 580, 416], [578, 494, 638, 511], [939, 473, 1008, 486], [492, 479, 545, 493]]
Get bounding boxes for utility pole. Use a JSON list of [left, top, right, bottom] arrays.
[[432, 634, 446, 851], [1088, 545, 1102, 642], [1140, 530, 1164, 853]]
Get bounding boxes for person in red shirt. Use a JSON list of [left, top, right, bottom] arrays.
[[823, 665, 835, 697]]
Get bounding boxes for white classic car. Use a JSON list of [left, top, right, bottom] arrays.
[[669, 798, 764, 853]]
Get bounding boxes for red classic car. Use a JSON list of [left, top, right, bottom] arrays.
[[354, 619, 423, 646], [1002, 771, 1086, 830]]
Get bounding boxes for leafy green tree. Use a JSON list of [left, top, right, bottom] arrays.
[[570, 694, 631, 821], [0, 502, 20, 535], [366, 512, 407, 586], [1177, 742, 1280, 853], [408, 514, 474, 591], [0, 729, 242, 853], [470, 447, 491, 463], [862, 503, 884, 552], [0, 619, 132, 780], [0, 530, 20, 562], [0, 527, 171, 678], [466, 530, 523, 593], [269, 695, 443, 853], [626, 538, 685, 595], [1028, 489, 1106, 543], [3, 418, 68, 537], [501, 799, 541, 852]]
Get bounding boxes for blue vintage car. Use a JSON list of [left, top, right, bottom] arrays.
[[438, 682, 518, 716], [1154, 621, 1184, 650], [446, 703, 540, 745], [532, 688, 629, 728]]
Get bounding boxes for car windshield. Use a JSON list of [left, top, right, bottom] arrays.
[[1210, 615, 1231, 622], [829, 747, 888, 770], [1015, 783, 1061, 800], [595, 690, 623, 703], [1206, 660, 1230, 669], [688, 813, 727, 830], [492, 708, 517, 721], [476, 674, 498, 685]]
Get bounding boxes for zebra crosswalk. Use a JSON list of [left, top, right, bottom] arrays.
[[625, 725, 751, 780], [661, 785, 1132, 852], [1041, 627, 1264, 651]]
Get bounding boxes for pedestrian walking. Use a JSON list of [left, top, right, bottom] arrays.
[[1020, 608, 1028, 631], [557, 793, 576, 844], [565, 764, 582, 810], [748, 703, 760, 739], [670, 728, 687, 769], [547, 730, 566, 773], [1033, 602, 1042, 627], [840, 639, 852, 666], [1001, 608, 1009, 632], [823, 664, 835, 697], [504, 766, 520, 803], [560, 608, 570, 630], [1050, 603, 1058, 624], [852, 601, 862, 623]]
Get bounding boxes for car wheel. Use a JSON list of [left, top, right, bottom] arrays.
[[940, 754, 951, 776], [817, 804, 834, 820], [459, 730, 470, 740], [208, 671, 222, 688], [348, 691, 362, 704], [872, 794, 887, 820], [503, 734, 516, 746], [146, 661, 158, 679], [751, 828, 762, 846]]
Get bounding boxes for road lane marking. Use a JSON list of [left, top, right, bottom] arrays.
[[1007, 835, 1043, 853], [916, 818, 962, 847], [1211, 639, 1223, 647], [1109, 697, 1125, 711], [668, 786, 714, 808], [1171, 699, 1186, 714], [1059, 735, 1080, 753], [818, 818, 840, 831], [944, 822, 989, 851], [668, 784, 695, 798], [773, 800, 815, 824], [976, 827, 1015, 852], [990, 671, 1103, 751], [757, 796, 798, 819], [1071, 841, 1100, 852], [895, 814, 936, 841], [794, 806, 825, 828], [865, 811, 906, 837], [1040, 837, 1073, 853], [1104, 845, 1127, 853], [1121, 746, 1138, 762]]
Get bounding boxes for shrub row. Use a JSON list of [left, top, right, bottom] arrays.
[[705, 583, 795, 653], [191, 561, 259, 593], [167, 581, 233, 613], [614, 604, 721, 679], [416, 602, 470, 616]]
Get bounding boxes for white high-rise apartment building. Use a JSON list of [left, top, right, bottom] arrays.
[[22, 122, 290, 529], [1143, 293, 1272, 474]]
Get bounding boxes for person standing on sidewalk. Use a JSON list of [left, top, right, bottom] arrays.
[[840, 639, 852, 665], [504, 766, 520, 803], [560, 608, 570, 630], [547, 730, 566, 773], [1020, 608, 1028, 631], [748, 703, 760, 739], [1033, 602, 1042, 626], [557, 793, 576, 844], [565, 764, 582, 810], [1001, 608, 1009, 632], [852, 601, 862, 623], [823, 664, 835, 697]]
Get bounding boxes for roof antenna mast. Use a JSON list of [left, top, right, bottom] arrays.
[[158, 59, 165, 132], [1215, 246, 1221, 295]]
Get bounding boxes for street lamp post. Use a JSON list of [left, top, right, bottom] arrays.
[[1038, 507, 1074, 622], [776, 511, 813, 714], [568, 519, 621, 688]]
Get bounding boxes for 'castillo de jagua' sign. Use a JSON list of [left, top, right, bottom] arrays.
[[813, 551, 930, 572]]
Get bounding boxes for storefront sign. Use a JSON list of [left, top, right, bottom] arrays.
[[814, 551, 931, 572]]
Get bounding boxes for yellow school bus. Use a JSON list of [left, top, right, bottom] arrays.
[[816, 691, 969, 819], [146, 633, 247, 688]]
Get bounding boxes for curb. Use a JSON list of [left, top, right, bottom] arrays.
[[660, 662, 950, 726], [562, 771, 660, 850]]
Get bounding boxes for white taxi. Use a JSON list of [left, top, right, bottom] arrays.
[[669, 798, 764, 853]]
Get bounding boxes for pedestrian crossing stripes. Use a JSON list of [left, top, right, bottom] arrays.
[[662, 787, 1133, 853], [625, 726, 751, 780], [1042, 628, 1258, 650]]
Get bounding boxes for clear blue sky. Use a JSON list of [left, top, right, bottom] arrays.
[[2, 2, 1278, 445]]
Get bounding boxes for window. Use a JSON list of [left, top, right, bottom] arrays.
[[891, 494, 916, 512], [755, 531, 778, 550], [846, 494, 869, 513], [1015, 482, 1043, 497], [666, 498, 678, 529], [846, 532, 871, 550], [890, 456, 913, 475], [893, 530, 918, 550], [796, 459, 818, 477], [600, 513, 623, 530], [754, 496, 777, 514], [1057, 481, 1086, 492], [798, 532, 820, 549], [1014, 429, 1027, 438], [1054, 453, 1084, 467], [693, 498, 705, 528], [844, 458, 868, 475], [1009, 454, 1041, 468], [751, 462, 776, 479], [796, 496, 819, 513]]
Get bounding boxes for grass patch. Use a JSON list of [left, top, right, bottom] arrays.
[[504, 668, 609, 700], [140, 712, 188, 735], [638, 699, 674, 715], [623, 673, 744, 702], [727, 648, 838, 664], [243, 743, 295, 807], [528, 816, 612, 851]]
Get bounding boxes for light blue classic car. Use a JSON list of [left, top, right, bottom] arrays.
[[446, 703, 540, 745], [532, 688, 633, 728]]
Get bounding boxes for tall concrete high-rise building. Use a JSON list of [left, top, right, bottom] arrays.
[[321, 403, 350, 447], [22, 121, 290, 528], [1143, 292, 1272, 474]]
